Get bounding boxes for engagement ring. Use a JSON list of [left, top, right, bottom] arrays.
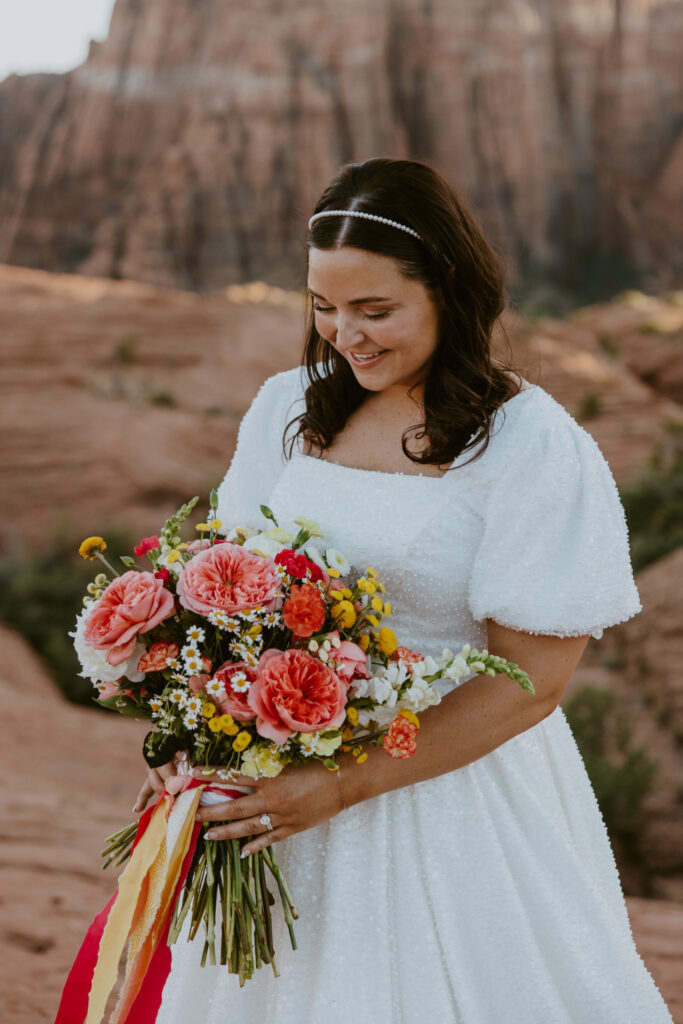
[[259, 813, 274, 831]]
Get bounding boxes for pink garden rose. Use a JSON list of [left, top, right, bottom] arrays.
[[214, 660, 257, 721], [326, 631, 371, 686], [176, 543, 281, 617], [83, 570, 176, 667], [248, 648, 347, 743]]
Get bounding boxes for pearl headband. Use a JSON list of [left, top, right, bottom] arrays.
[[308, 209, 423, 241]]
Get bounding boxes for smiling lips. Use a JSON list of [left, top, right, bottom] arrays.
[[348, 349, 388, 367]]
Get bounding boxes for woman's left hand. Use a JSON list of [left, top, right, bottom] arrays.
[[193, 758, 347, 857]]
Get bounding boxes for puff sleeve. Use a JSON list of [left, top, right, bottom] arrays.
[[467, 397, 642, 640], [215, 367, 304, 535]]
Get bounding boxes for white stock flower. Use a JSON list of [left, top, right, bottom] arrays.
[[294, 516, 324, 538], [243, 533, 285, 556], [370, 676, 397, 706], [266, 527, 294, 544], [443, 655, 470, 679], [302, 544, 327, 574], [325, 547, 350, 575], [70, 609, 145, 684]]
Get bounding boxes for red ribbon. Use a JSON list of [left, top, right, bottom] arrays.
[[55, 779, 245, 1024]]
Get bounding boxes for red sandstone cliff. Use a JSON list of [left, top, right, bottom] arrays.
[[0, 0, 681, 291]]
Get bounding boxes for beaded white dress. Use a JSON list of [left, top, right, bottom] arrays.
[[156, 366, 673, 1024]]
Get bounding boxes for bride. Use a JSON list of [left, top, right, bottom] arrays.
[[138, 157, 673, 1022]]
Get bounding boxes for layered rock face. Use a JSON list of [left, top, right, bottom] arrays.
[[0, 0, 681, 291]]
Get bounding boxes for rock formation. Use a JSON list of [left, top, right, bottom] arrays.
[[0, 0, 681, 291]]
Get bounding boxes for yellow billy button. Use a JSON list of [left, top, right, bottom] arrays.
[[366, 614, 380, 627], [366, 567, 378, 578], [218, 714, 239, 736], [329, 589, 344, 601], [202, 702, 216, 719], [196, 523, 211, 533], [371, 595, 384, 612], [208, 717, 223, 733], [326, 567, 341, 578], [232, 731, 252, 752], [78, 536, 107, 560], [331, 600, 356, 630], [209, 519, 222, 530], [346, 707, 359, 726], [378, 627, 397, 656], [357, 633, 370, 652]]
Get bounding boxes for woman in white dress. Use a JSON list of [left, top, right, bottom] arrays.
[[144, 157, 674, 1023]]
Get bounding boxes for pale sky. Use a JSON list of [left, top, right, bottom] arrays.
[[0, 0, 116, 81]]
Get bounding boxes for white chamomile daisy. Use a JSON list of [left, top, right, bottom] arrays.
[[185, 695, 202, 714], [183, 711, 199, 729], [185, 625, 206, 643], [263, 611, 280, 626], [166, 656, 180, 669], [298, 734, 317, 756], [149, 697, 163, 713], [181, 644, 201, 662], [184, 657, 202, 674], [231, 671, 250, 694], [205, 678, 225, 698], [169, 688, 188, 708]]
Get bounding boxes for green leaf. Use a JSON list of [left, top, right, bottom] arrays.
[[143, 730, 184, 768], [120, 555, 137, 568], [323, 758, 339, 771], [259, 504, 278, 527], [98, 694, 151, 718], [291, 528, 310, 550]]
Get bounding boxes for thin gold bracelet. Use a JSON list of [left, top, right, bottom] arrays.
[[336, 763, 348, 811]]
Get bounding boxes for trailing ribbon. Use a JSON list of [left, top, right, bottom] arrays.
[[55, 779, 244, 1024]]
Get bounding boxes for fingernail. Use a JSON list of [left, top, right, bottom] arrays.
[[205, 830, 217, 840], [240, 848, 250, 859], [195, 813, 201, 822]]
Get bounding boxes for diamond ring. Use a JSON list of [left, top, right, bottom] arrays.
[[259, 813, 274, 832]]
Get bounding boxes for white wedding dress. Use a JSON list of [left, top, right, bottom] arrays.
[[156, 366, 673, 1023]]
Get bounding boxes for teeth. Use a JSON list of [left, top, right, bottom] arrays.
[[353, 351, 385, 360]]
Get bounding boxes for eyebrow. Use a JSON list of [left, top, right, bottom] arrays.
[[308, 289, 394, 305]]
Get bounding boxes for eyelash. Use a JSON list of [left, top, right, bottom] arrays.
[[311, 303, 390, 321]]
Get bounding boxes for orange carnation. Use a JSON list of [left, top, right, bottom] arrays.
[[282, 583, 326, 639], [393, 646, 425, 665], [382, 715, 419, 759]]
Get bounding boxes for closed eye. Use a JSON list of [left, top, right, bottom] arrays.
[[312, 302, 390, 321]]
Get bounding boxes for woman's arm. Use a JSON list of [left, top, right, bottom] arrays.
[[196, 621, 590, 854]]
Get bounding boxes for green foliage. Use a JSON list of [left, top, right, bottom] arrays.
[[620, 420, 683, 571], [575, 391, 603, 421], [0, 528, 133, 705], [113, 332, 140, 364], [563, 685, 658, 839]]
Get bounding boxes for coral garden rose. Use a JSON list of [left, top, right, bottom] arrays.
[[282, 583, 326, 638], [176, 543, 281, 616], [83, 570, 176, 667], [274, 548, 326, 584], [382, 714, 419, 759], [248, 648, 347, 743], [214, 660, 258, 721], [137, 640, 180, 673]]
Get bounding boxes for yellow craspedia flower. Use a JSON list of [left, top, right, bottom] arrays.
[[331, 600, 356, 630], [356, 577, 368, 592], [364, 579, 377, 595], [218, 714, 239, 736], [378, 626, 397, 656], [356, 752, 368, 765], [366, 614, 380, 627], [208, 716, 223, 733], [366, 567, 378, 578], [342, 726, 355, 742], [346, 707, 359, 726], [202, 702, 216, 719], [232, 730, 252, 752], [327, 567, 341, 578], [78, 536, 107, 560], [398, 709, 420, 729], [196, 523, 211, 532], [377, 581, 386, 594], [329, 589, 344, 601], [357, 633, 370, 652], [383, 601, 392, 616], [371, 595, 384, 612], [341, 587, 353, 599]]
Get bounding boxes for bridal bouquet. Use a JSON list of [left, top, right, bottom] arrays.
[[57, 492, 533, 1023]]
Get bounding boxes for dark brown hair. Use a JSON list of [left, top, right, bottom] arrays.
[[285, 157, 527, 471]]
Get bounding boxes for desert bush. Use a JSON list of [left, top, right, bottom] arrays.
[[620, 419, 683, 571]]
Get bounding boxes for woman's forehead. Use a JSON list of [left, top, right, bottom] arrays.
[[307, 246, 409, 293]]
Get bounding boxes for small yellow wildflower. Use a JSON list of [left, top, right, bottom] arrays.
[[371, 595, 384, 612], [377, 581, 386, 594], [357, 633, 370, 652], [196, 523, 211, 533], [398, 709, 420, 729], [232, 730, 252, 752], [378, 626, 397, 656], [248, 624, 262, 636], [331, 600, 356, 630], [218, 714, 239, 736], [341, 587, 353, 599], [209, 519, 222, 530], [340, 744, 352, 753], [383, 601, 392, 616], [78, 536, 107, 560], [329, 589, 344, 601], [364, 579, 377, 595], [342, 727, 355, 742], [366, 614, 380, 627], [208, 717, 223, 733], [166, 550, 182, 563], [346, 707, 359, 726], [366, 567, 378, 578], [202, 702, 217, 719], [357, 577, 367, 592], [356, 752, 368, 765], [351, 746, 361, 758], [327, 567, 341, 578]]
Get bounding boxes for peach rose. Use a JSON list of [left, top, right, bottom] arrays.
[[83, 570, 176, 667], [214, 660, 257, 721], [382, 715, 419, 759], [282, 583, 326, 638], [248, 648, 347, 743], [176, 543, 281, 617]]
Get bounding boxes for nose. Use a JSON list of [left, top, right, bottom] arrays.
[[330, 312, 366, 353]]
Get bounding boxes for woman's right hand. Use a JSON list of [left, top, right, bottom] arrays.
[[133, 759, 178, 814]]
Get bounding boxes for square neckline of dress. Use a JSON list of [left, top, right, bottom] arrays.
[[293, 381, 539, 480]]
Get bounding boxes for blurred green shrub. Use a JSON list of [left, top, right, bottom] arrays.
[[620, 419, 683, 571], [563, 685, 658, 840], [0, 528, 132, 705]]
